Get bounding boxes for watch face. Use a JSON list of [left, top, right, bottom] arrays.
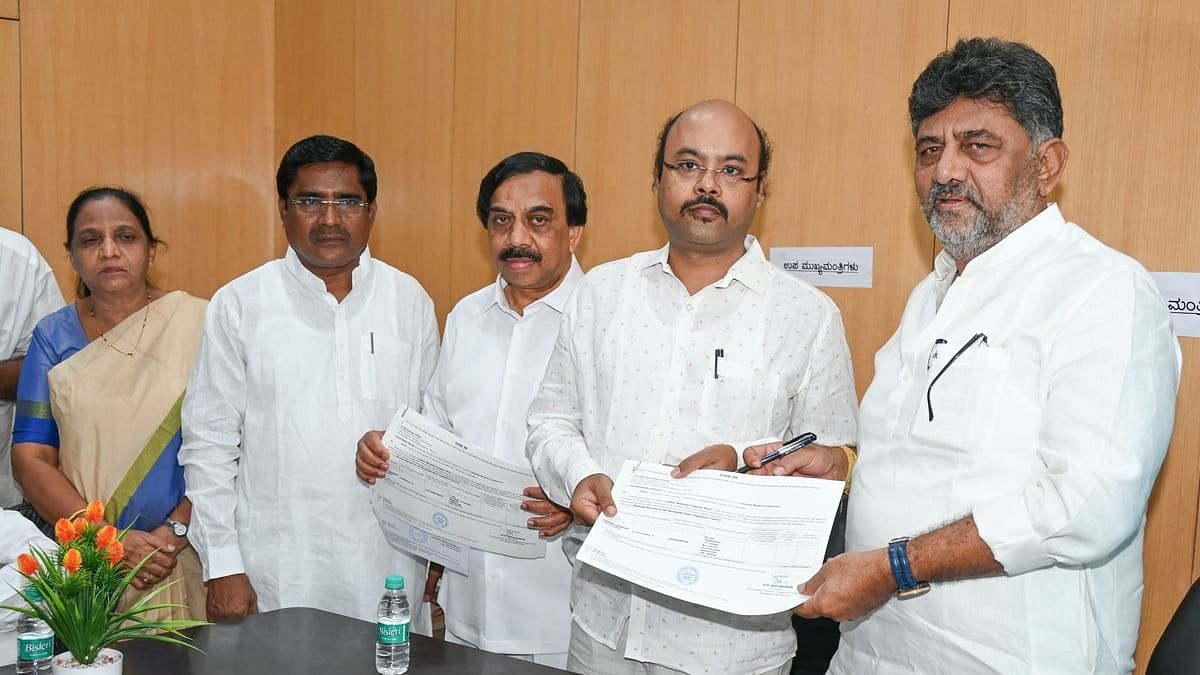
[[170, 521, 187, 537]]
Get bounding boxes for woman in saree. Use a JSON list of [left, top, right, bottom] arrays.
[[11, 187, 207, 621]]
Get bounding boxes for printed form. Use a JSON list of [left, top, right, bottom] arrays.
[[577, 460, 843, 615], [370, 406, 546, 574]]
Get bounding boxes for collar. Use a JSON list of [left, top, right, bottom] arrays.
[[934, 203, 1065, 282], [283, 245, 374, 296], [641, 235, 769, 296], [480, 256, 585, 318]]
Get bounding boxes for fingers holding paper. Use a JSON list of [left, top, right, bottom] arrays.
[[356, 430, 390, 484], [793, 549, 894, 622], [522, 486, 574, 537], [571, 473, 616, 525], [671, 444, 738, 478]]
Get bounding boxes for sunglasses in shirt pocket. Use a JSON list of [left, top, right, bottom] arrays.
[[359, 334, 412, 403], [910, 344, 1011, 451]]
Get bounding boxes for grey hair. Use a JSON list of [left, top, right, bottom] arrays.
[[909, 37, 1063, 146]]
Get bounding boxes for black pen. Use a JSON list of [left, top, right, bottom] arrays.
[[713, 348, 724, 379], [736, 432, 818, 473]]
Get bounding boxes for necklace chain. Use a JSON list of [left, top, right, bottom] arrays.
[[90, 291, 152, 358]]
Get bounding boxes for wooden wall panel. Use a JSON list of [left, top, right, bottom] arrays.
[[735, 0, 946, 395], [0, 20, 19, 232], [947, 2, 1200, 671], [574, 0, 739, 268], [355, 0, 456, 319], [447, 0, 579, 307], [0, 1, 15, 20], [20, 0, 277, 300]]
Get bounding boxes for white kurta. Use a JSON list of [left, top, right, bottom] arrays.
[[527, 236, 858, 675], [423, 259, 582, 656], [0, 229, 64, 508], [0, 509, 57, 665], [181, 247, 439, 621], [834, 205, 1181, 675]]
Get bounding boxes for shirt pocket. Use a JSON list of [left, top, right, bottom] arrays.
[[698, 357, 782, 442], [910, 345, 1011, 450], [359, 334, 413, 404]]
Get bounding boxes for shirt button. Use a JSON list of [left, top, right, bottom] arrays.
[[900, 370, 911, 382], [686, 304, 694, 311]]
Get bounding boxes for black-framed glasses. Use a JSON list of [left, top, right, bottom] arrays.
[[286, 197, 371, 216], [662, 160, 762, 188], [925, 333, 988, 422]]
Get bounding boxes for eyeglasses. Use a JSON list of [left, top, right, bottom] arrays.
[[661, 160, 762, 188], [286, 197, 371, 216], [925, 333, 988, 421]]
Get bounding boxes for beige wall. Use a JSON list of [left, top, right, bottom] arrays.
[[2, 1, 1197, 671]]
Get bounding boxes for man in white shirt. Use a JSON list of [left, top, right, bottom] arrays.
[[181, 135, 439, 623], [0, 509, 57, 665], [526, 100, 859, 675], [357, 151, 585, 668], [0, 229, 64, 508], [777, 39, 1180, 674]]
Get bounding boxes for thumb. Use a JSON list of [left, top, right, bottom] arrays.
[[595, 480, 617, 517]]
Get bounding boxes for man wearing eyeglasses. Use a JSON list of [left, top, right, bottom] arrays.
[[775, 39, 1181, 674], [526, 100, 859, 675], [181, 135, 439, 625]]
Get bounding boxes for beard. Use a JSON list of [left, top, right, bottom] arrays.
[[921, 161, 1041, 264]]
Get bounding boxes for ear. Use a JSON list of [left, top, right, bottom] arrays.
[[277, 198, 289, 222], [1035, 139, 1069, 198], [567, 225, 583, 253], [756, 171, 768, 208]]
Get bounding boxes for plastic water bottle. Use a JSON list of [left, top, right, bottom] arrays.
[[376, 574, 410, 674], [16, 587, 53, 674]]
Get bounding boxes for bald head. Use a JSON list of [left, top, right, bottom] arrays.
[[653, 99, 771, 183]]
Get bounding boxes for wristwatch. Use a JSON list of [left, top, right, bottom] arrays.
[[164, 517, 189, 538], [887, 537, 931, 600]]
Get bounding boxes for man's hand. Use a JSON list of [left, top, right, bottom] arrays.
[[355, 430, 389, 484], [522, 486, 573, 537], [424, 563, 444, 604], [206, 573, 259, 622], [671, 444, 738, 478], [570, 474, 616, 526], [122, 529, 179, 590], [743, 441, 847, 480], [793, 549, 894, 622]]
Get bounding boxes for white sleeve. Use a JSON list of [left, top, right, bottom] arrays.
[[0, 510, 56, 630], [973, 270, 1181, 574], [179, 290, 248, 581], [525, 289, 604, 508], [792, 304, 859, 446], [414, 290, 440, 414]]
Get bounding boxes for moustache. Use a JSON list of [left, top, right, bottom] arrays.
[[681, 195, 729, 220], [310, 225, 350, 240], [926, 182, 984, 210], [499, 246, 543, 263]]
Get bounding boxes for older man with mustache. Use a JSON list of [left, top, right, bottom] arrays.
[[770, 38, 1181, 675], [525, 100, 859, 675], [181, 135, 439, 624]]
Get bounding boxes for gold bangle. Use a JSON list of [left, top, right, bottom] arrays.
[[838, 445, 857, 495]]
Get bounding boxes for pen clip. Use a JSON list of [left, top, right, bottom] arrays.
[[713, 348, 725, 380]]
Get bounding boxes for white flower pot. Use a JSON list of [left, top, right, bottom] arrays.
[[50, 648, 123, 674]]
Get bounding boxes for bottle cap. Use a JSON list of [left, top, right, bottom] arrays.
[[385, 574, 405, 590], [23, 586, 43, 602]]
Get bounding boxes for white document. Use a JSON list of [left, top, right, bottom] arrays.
[[577, 460, 843, 616], [769, 246, 874, 288], [1151, 271, 1200, 338], [370, 406, 547, 571]]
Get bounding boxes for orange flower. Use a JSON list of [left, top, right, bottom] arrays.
[[96, 525, 117, 549], [63, 548, 82, 574], [72, 517, 87, 537], [84, 500, 105, 523], [54, 518, 76, 544], [17, 553, 38, 576], [105, 541, 124, 566]]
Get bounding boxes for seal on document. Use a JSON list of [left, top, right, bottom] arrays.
[[676, 565, 699, 586], [409, 526, 430, 543], [432, 512, 450, 529]]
